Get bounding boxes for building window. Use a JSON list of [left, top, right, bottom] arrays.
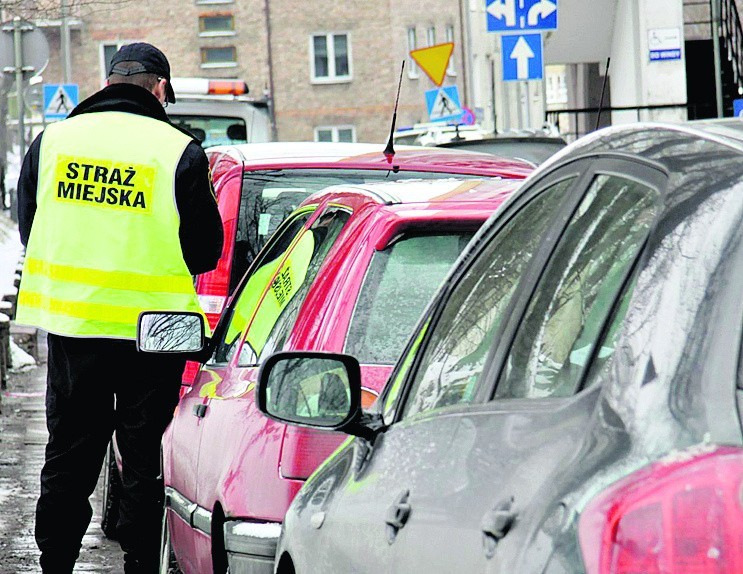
[[315, 125, 356, 143], [311, 33, 352, 83], [445, 24, 456, 76], [199, 14, 235, 36], [426, 26, 436, 46], [407, 27, 419, 79], [100, 41, 136, 86], [201, 46, 237, 68]]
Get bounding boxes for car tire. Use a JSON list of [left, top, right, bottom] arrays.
[[160, 510, 182, 574], [100, 441, 121, 540]]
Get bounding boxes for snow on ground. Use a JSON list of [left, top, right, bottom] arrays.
[[0, 211, 22, 296], [10, 339, 35, 371]]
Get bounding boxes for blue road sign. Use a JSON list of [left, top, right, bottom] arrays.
[[43, 84, 78, 120], [734, 99, 743, 117], [502, 34, 543, 81], [487, 0, 557, 33], [425, 86, 464, 123]]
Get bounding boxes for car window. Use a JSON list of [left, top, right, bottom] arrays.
[[169, 115, 247, 148], [495, 174, 658, 399], [211, 211, 313, 364], [345, 231, 475, 365], [580, 274, 638, 390], [237, 208, 351, 366], [399, 177, 575, 419], [230, 169, 491, 291]]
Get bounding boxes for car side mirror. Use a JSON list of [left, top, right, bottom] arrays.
[[136, 311, 206, 354], [257, 351, 363, 432]]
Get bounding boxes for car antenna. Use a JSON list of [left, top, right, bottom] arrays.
[[383, 60, 405, 166], [595, 56, 611, 131]]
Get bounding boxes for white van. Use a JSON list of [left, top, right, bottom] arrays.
[[167, 78, 272, 146]]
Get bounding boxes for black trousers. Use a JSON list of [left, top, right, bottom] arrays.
[[36, 334, 185, 574]]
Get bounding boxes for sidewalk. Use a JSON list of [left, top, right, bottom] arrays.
[[0, 333, 123, 572]]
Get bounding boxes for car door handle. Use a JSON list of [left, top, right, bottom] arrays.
[[193, 403, 208, 418], [481, 496, 516, 558], [385, 489, 411, 544]]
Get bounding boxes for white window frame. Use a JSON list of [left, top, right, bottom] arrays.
[[407, 27, 419, 79], [426, 26, 436, 46], [99, 40, 138, 87], [198, 14, 236, 38], [314, 125, 356, 143], [445, 24, 457, 76], [200, 46, 238, 69], [310, 32, 352, 84], [196, 0, 234, 4]]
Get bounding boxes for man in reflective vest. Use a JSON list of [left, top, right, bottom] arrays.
[[15, 43, 223, 574]]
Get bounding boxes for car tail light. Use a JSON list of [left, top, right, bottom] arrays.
[[279, 426, 347, 480], [579, 445, 743, 574]]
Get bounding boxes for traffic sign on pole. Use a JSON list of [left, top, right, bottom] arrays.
[[425, 86, 463, 123], [486, 0, 557, 33], [501, 34, 543, 81], [410, 43, 454, 86], [43, 83, 78, 120]]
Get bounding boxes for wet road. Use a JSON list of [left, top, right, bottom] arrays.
[[0, 333, 123, 573]]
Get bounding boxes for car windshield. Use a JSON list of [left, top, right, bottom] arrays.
[[345, 231, 476, 365], [230, 169, 483, 291], [169, 115, 247, 147], [447, 140, 566, 165]]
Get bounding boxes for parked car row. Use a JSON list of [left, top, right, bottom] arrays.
[[135, 117, 741, 574], [100, 142, 532, 551]]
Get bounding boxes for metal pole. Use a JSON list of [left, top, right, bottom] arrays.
[[520, 81, 531, 127], [711, 0, 724, 118], [13, 17, 25, 160], [61, 0, 71, 84]]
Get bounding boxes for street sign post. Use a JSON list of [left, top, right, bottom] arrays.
[[43, 83, 78, 120], [425, 86, 463, 123], [501, 33, 543, 81], [486, 0, 557, 33]]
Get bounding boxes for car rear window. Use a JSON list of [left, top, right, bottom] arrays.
[[345, 231, 475, 365], [231, 169, 485, 291], [169, 115, 247, 147]]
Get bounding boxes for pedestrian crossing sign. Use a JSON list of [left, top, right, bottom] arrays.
[[425, 86, 463, 123], [43, 84, 79, 120]]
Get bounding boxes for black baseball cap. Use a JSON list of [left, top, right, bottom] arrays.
[[109, 42, 176, 103]]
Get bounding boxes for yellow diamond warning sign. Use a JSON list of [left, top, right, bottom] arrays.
[[410, 42, 454, 86]]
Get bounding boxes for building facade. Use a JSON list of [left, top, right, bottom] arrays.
[[28, 0, 466, 143]]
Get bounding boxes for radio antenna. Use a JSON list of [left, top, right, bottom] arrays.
[[383, 60, 405, 164], [595, 57, 611, 131]]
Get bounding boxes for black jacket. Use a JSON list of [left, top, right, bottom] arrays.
[[17, 83, 223, 275]]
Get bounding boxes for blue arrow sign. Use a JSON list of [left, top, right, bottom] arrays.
[[43, 84, 79, 120], [502, 34, 543, 81], [425, 86, 463, 123], [487, 0, 557, 33]]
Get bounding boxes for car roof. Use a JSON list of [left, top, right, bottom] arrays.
[[301, 177, 521, 209], [206, 141, 533, 178]]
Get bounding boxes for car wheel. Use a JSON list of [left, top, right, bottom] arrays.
[[100, 441, 121, 540], [159, 510, 182, 574]]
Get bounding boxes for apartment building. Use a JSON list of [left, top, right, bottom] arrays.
[[31, 0, 466, 143]]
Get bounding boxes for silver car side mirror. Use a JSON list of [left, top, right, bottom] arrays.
[[136, 311, 206, 353]]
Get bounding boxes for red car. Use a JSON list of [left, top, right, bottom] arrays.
[[160, 177, 522, 574], [99, 142, 531, 541]]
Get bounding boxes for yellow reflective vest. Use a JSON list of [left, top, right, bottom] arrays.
[[15, 111, 206, 340]]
